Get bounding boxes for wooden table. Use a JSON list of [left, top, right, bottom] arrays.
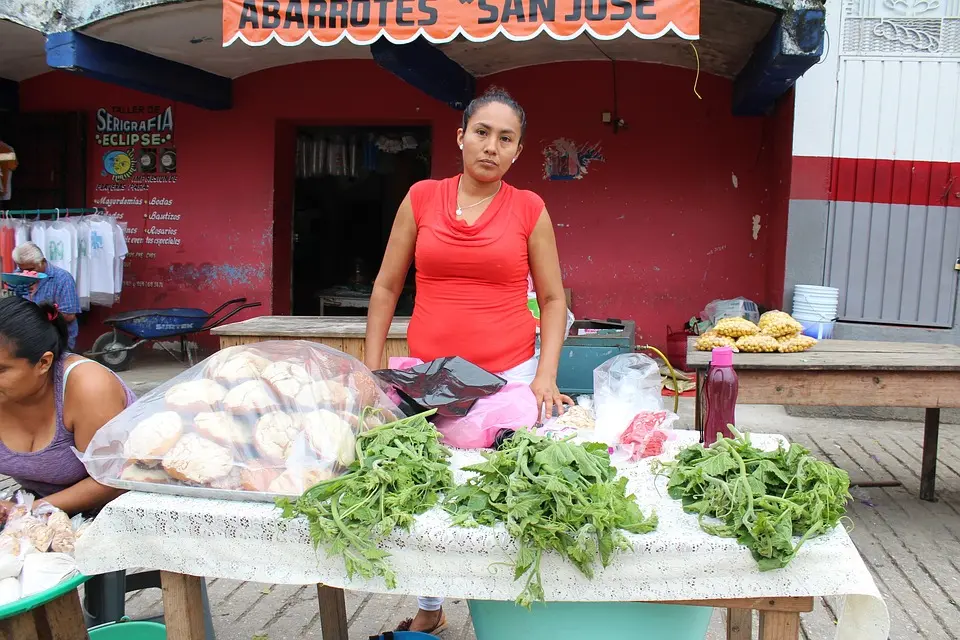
[[139, 327, 853, 640], [159, 571, 812, 640], [687, 338, 960, 501], [211, 315, 410, 369]]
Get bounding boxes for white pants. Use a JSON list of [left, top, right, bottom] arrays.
[[417, 357, 538, 613]]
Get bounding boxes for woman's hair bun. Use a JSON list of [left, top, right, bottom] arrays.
[[0, 297, 69, 363], [462, 85, 527, 140]]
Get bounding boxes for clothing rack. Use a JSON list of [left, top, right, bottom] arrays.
[[1, 208, 106, 218]]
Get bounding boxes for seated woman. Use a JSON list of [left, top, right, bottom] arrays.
[[0, 296, 135, 515]]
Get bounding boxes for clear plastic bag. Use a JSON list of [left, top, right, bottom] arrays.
[[593, 353, 664, 445], [78, 340, 402, 501], [613, 410, 679, 462], [701, 297, 760, 327], [0, 491, 88, 559]]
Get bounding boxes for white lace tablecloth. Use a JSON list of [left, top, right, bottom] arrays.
[[76, 431, 889, 639]]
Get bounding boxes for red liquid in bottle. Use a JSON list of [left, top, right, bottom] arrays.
[[703, 346, 738, 445]]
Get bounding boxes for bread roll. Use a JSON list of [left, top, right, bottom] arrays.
[[253, 412, 300, 461], [296, 380, 355, 413], [223, 380, 279, 415], [239, 462, 283, 492], [194, 411, 252, 446], [262, 361, 313, 402], [208, 351, 271, 384], [165, 379, 228, 413], [351, 371, 382, 408], [120, 464, 174, 484], [268, 467, 335, 496], [124, 412, 183, 462], [162, 434, 234, 485], [302, 410, 357, 467]]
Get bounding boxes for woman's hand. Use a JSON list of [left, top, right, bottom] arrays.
[[530, 375, 574, 422]]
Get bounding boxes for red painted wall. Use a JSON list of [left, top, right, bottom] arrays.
[[18, 59, 792, 352]]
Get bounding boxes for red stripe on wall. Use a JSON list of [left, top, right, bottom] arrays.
[[791, 156, 960, 206]]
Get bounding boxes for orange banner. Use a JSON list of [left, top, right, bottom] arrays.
[[223, 0, 699, 47]]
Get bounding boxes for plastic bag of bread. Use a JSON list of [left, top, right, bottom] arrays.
[[77, 340, 402, 501]]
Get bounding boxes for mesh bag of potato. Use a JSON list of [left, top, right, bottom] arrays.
[[694, 332, 738, 352], [78, 340, 401, 501], [759, 311, 804, 338], [712, 317, 760, 338], [777, 333, 818, 353]]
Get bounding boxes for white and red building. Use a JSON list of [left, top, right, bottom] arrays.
[[788, 0, 960, 342]]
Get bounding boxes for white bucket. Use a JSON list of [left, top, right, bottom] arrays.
[[795, 284, 839, 293], [793, 284, 839, 322], [794, 310, 837, 323]]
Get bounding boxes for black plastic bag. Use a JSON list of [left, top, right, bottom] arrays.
[[373, 356, 506, 418]]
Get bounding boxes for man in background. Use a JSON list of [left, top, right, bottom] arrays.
[[12, 242, 80, 350]]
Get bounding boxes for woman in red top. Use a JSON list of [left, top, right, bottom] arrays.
[[365, 87, 571, 632]]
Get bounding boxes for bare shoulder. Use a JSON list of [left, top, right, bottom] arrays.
[[63, 356, 126, 403]]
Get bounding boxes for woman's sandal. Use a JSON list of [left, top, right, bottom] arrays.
[[395, 607, 448, 634]]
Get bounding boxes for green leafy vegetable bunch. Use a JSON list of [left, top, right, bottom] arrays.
[[277, 411, 452, 588], [444, 430, 658, 607], [654, 427, 851, 571]]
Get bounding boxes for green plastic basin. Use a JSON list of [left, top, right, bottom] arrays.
[[89, 620, 167, 639], [468, 600, 713, 640], [0, 572, 89, 620]]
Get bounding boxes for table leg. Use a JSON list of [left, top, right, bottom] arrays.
[[727, 607, 753, 640], [317, 585, 348, 640], [161, 572, 207, 640], [920, 408, 941, 502], [0, 589, 89, 640], [758, 610, 800, 640], [0, 613, 41, 640], [39, 589, 89, 639]]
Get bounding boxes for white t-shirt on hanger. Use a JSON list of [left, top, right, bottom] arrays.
[[76, 220, 92, 310], [67, 221, 79, 280], [14, 221, 29, 248], [30, 223, 46, 258], [113, 221, 129, 297], [44, 223, 74, 277], [88, 218, 116, 305]]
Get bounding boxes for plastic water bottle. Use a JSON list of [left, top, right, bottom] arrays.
[[703, 346, 738, 445]]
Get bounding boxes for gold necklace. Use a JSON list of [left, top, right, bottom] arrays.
[[456, 179, 501, 217]]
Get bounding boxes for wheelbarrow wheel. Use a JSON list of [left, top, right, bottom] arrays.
[[91, 333, 136, 372]]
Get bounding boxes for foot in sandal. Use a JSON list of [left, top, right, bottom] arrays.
[[396, 607, 448, 634]]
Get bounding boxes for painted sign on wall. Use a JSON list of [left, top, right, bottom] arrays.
[[92, 104, 181, 293], [223, 0, 700, 46], [542, 138, 604, 180]]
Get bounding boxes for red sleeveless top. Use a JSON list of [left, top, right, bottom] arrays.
[[407, 176, 543, 374]]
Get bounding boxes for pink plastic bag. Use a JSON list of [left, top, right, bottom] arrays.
[[435, 382, 539, 449], [385, 357, 537, 448]]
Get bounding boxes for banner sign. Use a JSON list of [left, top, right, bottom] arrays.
[[223, 0, 699, 46]]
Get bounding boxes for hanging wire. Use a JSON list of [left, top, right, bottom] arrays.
[[689, 42, 703, 100]]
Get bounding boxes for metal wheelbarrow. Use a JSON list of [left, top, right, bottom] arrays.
[[86, 297, 261, 371]]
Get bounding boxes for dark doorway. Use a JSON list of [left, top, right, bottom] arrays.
[[291, 126, 430, 316]]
